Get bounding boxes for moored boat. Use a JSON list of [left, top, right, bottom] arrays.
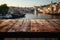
[[11, 13, 25, 18]]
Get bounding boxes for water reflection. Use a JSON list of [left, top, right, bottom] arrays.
[[22, 13, 60, 19]]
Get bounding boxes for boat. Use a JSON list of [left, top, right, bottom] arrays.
[[11, 13, 25, 18], [8, 8, 26, 18]]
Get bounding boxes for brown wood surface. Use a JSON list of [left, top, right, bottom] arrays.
[[4, 38, 58, 40], [0, 19, 60, 32]]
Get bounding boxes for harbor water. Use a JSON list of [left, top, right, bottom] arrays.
[[21, 13, 60, 19]]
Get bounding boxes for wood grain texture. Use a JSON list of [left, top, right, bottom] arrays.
[[0, 19, 60, 32], [4, 38, 58, 40]]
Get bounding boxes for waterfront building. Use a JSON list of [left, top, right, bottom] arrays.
[[57, 2, 60, 13], [37, 0, 60, 14]]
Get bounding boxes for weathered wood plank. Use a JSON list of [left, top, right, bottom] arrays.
[[8, 19, 22, 32], [5, 38, 16, 40], [52, 19, 60, 25], [40, 19, 57, 32], [34, 19, 56, 32], [0, 19, 60, 32], [0, 19, 12, 29], [20, 19, 31, 32], [47, 19, 60, 32], [30, 19, 42, 32], [0, 20, 17, 32], [0, 20, 9, 27], [4, 38, 58, 40], [35, 19, 45, 32]]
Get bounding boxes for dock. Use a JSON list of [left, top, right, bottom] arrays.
[[0, 19, 60, 32]]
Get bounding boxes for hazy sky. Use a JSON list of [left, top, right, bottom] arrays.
[[0, 0, 60, 7]]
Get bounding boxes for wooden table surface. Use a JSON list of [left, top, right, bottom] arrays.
[[4, 38, 58, 40], [0, 19, 60, 32]]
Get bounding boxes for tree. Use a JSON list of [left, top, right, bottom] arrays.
[[0, 4, 9, 15]]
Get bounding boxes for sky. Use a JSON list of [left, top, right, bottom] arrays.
[[0, 0, 60, 7]]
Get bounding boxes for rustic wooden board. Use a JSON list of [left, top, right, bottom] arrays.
[[4, 38, 58, 40], [30, 19, 41, 32], [47, 19, 60, 32], [20, 19, 31, 32], [0, 19, 60, 32], [4, 38, 16, 40], [8, 19, 21, 32], [0, 19, 18, 32]]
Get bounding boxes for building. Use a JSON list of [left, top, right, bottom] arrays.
[[57, 2, 60, 13], [38, 1, 60, 14]]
